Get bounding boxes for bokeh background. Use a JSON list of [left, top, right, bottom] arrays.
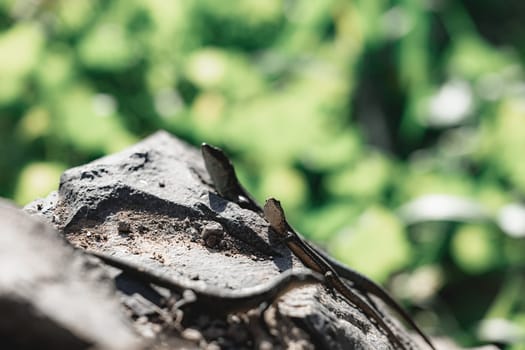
[[1, 0, 525, 348]]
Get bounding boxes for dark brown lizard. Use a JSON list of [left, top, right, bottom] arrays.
[[200, 142, 436, 350], [264, 198, 409, 349], [201, 143, 261, 213], [88, 250, 324, 314]]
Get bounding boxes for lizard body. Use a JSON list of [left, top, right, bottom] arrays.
[[200, 142, 436, 350], [264, 198, 407, 350], [321, 252, 436, 349], [201, 143, 261, 212], [89, 251, 324, 314]]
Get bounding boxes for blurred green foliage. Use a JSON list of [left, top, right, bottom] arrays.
[[1, 0, 525, 347]]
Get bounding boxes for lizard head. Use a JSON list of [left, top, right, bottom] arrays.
[[201, 143, 232, 170], [263, 198, 289, 235], [201, 143, 236, 193]]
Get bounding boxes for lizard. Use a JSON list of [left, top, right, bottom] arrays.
[[201, 143, 262, 213], [200, 142, 436, 350], [88, 250, 324, 314], [264, 198, 408, 349]]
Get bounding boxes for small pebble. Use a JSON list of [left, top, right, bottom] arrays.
[[201, 222, 225, 248], [205, 343, 221, 350], [182, 328, 202, 342], [259, 341, 273, 350], [118, 221, 132, 233]]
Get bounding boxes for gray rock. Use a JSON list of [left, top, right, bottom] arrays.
[[23, 131, 424, 349], [0, 199, 141, 350]]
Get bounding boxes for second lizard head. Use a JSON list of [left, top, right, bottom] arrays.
[[263, 198, 289, 235]]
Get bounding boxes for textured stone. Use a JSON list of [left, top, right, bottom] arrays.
[[0, 199, 141, 350], [22, 131, 423, 349]]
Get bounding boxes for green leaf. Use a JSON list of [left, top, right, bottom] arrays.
[[78, 23, 136, 70], [55, 84, 137, 153], [14, 162, 65, 205], [300, 202, 360, 241], [447, 35, 516, 79], [0, 23, 44, 104], [451, 224, 501, 274], [259, 166, 307, 210], [325, 151, 393, 201], [329, 206, 412, 282]]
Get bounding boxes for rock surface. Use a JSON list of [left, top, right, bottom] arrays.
[[14, 130, 458, 349], [0, 199, 141, 350]]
